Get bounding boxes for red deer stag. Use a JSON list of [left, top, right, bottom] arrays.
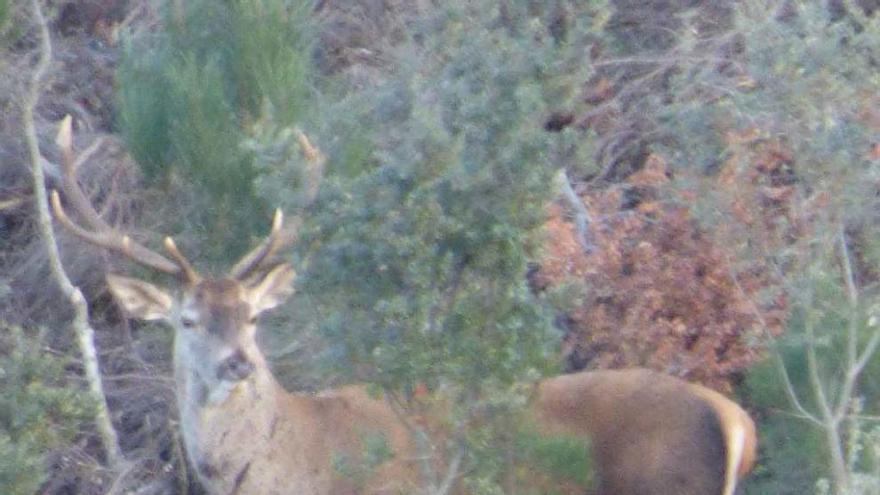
[[50, 119, 755, 495]]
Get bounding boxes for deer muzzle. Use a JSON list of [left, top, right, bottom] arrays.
[[217, 349, 255, 382]]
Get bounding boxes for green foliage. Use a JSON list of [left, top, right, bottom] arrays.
[[743, 360, 827, 495], [0, 323, 93, 495], [270, 0, 599, 384], [250, 1, 603, 489], [0, 0, 25, 49], [331, 431, 394, 490], [461, 419, 593, 495], [743, 230, 880, 495], [663, 0, 880, 181], [663, 2, 880, 492], [749, 357, 880, 493], [0, 0, 10, 40], [516, 426, 593, 488], [116, 0, 311, 262], [360, 430, 395, 469], [721, 0, 880, 418], [528, 435, 592, 487]]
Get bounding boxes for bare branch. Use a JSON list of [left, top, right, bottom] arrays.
[[22, 0, 123, 467], [852, 325, 880, 381], [434, 443, 464, 495], [803, 304, 835, 425], [555, 168, 594, 253], [723, 251, 822, 426], [833, 228, 880, 422]]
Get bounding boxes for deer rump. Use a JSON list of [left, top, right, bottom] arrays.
[[535, 369, 741, 495]]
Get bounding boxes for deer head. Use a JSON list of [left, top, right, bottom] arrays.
[[50, 117, 317, 406], [103, 237, 296, 405]]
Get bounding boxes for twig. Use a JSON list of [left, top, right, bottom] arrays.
[[723, 251, 822, 426], [834, 228, 880, 421], [803, 302, 834, 425], [170, 422, 190, 495], [555, 168, 593, 253], [384, 389, 440, 490], [434, 443, 464, 495], [591, 54, 738, 69], [0, 195, 26, 211], [22, 0, 123, 467]]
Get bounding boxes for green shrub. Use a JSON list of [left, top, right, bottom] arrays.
[[251, 1, 604, 489], [658, 2, 880, 492], [0, 324, 93, 495], [116, 0, 311, 262], [0, 0, 10, 39], [743, 360, 826, 495]]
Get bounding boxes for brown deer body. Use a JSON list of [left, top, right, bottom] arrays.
[[535, 369, 757, 495], [51, 119, 756, 495]]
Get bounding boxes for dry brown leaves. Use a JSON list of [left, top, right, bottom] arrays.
[[537, 152, 790, 392]]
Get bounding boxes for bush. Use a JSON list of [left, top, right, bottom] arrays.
[[0, 323, 93, 495], [116, 0, 311, 262], [250, 1, 605, 490], [534, 155, 778, 391], [657, 2, 880, 493]]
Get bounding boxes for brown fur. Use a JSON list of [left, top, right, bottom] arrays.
[[186, 375, 418, 494], [534, 369, 756, 495]]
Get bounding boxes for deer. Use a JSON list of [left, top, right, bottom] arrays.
[[535, 368, 757, 495], [50, 118, 756, 495]]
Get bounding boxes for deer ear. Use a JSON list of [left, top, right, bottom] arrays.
[[246, 263, 296, 315], [106, 274, 173, 321]]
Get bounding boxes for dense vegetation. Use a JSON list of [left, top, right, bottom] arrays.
[[1, 0, 879, 493]]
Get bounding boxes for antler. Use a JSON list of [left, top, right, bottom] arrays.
[[50, 116, 200, 284], [229, 128, 325, 281], [229, 208, 284, 280]]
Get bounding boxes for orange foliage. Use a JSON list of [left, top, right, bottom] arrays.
[[537, 153, 788, 392]]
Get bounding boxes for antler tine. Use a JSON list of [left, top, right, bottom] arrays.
[[230, 129, 325, 281], [56, 115, 112, 234], [50, 116, 187, 277], [163, 237, 201, 285], [294, 127, 326, 207], [229, 208, 284, 280], [51, 190, 181, 274]]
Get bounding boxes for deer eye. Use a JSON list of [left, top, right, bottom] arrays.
[[181, 317, 197, 329], [248, 315, 258, 325]]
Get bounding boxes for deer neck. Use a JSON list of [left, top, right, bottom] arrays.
[[172, 340, 284, 491]]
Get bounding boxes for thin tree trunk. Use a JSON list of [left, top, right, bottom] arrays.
[[824, 423, 850, 495], [23, 0, 123, 468]]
